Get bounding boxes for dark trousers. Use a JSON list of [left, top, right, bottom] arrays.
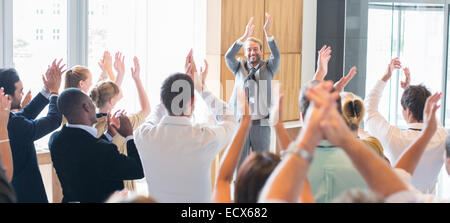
[[237, 122, 271, 171]]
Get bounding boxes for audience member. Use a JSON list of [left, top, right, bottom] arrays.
[[364, 58, 447, 193], [340, 92, 388, 162], [134, 51, 237, 203], [0, 87, 15, 203], [90, 56, 150, 191], [298, 80, 368, 203], [0, 60, 64, 203], [98, 51, 126, 85], [49, 88, 144, 203], [259, 81, 410, 203]]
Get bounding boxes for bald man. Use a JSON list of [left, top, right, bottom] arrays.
[[49, 88, 144, 203]]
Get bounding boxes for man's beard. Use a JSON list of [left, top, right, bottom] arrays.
[[11, 98, 21, 110], [249, 55, 261, 66]]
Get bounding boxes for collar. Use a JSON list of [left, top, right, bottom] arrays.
[[246, 61, 261, 71], [96, 113, 108, 118], [66, 123, 98, 138], [407, 123, 424, 131], [317, 140, 335, 148], [159, 116, 193, 126]]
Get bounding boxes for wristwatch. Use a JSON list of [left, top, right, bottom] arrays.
[[281, 143, 314, 164]]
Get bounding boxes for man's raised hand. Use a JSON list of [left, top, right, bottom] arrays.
[[240, 17, 255, 43], [334, 66, 357, 92], [400, 67, 411, 90], [264, 13, 273, 38], [382, 58, 402, 82], [314, 45, 332, 80]]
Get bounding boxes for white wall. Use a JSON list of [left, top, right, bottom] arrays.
[[301, 0, 317, 87]]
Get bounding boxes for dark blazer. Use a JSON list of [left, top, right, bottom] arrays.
[[8, 93, 62, 203], [0, 167, 16, 203], [49, 126, 144, 203]]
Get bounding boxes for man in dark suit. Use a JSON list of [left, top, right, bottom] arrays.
[[0, 60, 65, 203], [49, 88, 144, 203]]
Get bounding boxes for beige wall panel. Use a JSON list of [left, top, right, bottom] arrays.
[[221, 0, 265, 55], [264, 0, 303, 54], [268, 53, 302, 122]]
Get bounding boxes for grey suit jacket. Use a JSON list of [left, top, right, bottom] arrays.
[[225, 39, 281, 120]]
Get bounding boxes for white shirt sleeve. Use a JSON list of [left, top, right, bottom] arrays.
[[364, 80, 402, 151], [199, 88, 238, 153]]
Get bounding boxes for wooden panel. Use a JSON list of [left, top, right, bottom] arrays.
[[221, 0, 265, 55], [264, 0, 303, 54], [268, 53, 302, 122]]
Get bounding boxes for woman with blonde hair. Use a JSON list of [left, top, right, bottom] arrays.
[[340, 92, 388, 162], [90, 56, 150, 191]]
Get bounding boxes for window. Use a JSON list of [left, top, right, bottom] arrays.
[[13, 0, 68, 151], [366, 3, 445, 128], [362, 0, 449, 200], [88, 0, 206, 115]]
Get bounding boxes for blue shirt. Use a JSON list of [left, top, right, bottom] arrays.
[[307, 140, 368, 203]]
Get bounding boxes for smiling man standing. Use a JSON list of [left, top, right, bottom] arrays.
[[225, 13, 281, 169]]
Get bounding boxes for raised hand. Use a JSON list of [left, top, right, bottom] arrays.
[[116, 111, 133, 137], [98, 51, 115, 81], [240, 17, 255, 43], [114, 52, 126, 77], [314, 45, 332, 80], [422, 92, 442, 137], [269, 84, 284, 126], [107, 110, 120, 137], [20, 90, 32, 110], [43, 59, 66, 94], [264, 13, 273, 38], [185, 49, 197, 77], [199, 59, 208, 90], [131, 56, 141, 80], [0, 88, 12, 127], [334, 66, 358, 92], [382, 58, 402, 82], [295, 81, 339, 151], [401, 67, 411, 89]]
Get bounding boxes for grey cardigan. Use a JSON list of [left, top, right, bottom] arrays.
[[225, 39, 281, 120]]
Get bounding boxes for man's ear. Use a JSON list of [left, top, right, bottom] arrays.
[[82, 103, 90, 113]]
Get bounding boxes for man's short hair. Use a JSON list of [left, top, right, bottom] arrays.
[[401, 85, 431, 122], [0, 68, 20, 96], [58, 88, 90, 119], [246, 37, 263, 50], [160, 73, 195, 116], [299, 80, 342, 117]]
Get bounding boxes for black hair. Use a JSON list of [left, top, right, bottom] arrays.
[[401, 85, 431, 122], [0, 68, 21, 96], [160, 73, 195, 116], [299, 80, 342, 117], [58, 88, 90, 119]]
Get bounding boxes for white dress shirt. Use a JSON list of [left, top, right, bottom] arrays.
[[364, 80, 448, 193], [385, 168, 449, 203], [65, 123, 133, 142], [134, 89, 237, 203]]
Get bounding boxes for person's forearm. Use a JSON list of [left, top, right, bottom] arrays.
[[274, 123, 292, 151], [259, 153, 310, 203], [106, 68, 115, 81], [341, 137, 408, 198], [395, 131, 434, 175], [115, 72, 125, 87], [0, 130, 13, 181], [217, 116, 251, 183], [133, 77, 151, 116]]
